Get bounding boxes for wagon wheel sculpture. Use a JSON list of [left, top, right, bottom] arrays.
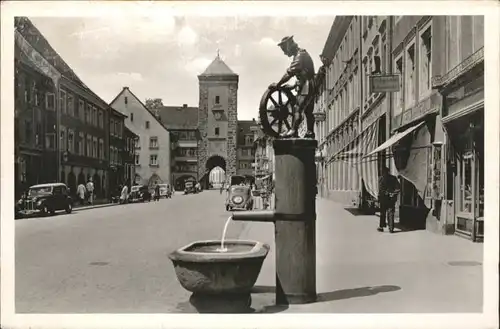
[[258, 85, 297, 138]]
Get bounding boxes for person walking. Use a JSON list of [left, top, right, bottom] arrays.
[[120, 184, 129, 204], [77, 183, 86, 206], [86, 178, 94, 205], [377, 166, 401, 233]]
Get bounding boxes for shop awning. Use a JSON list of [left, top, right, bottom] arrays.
[[364, 121, 425, 158]]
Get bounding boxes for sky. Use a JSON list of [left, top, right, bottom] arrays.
[[30, 16, 334, 120]]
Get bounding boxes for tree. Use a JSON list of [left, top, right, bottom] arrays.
[[145, 98, 164, 110]]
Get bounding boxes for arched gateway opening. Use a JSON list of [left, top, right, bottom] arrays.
[[203, 155, 226, 190]]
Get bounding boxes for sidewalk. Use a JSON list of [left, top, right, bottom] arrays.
[[238, 197, 483, 313]]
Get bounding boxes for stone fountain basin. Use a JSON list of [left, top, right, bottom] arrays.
[[169, 240, 270, 295]]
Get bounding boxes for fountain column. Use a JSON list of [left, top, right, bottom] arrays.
[[273, 138, 317, 305], [232, 138, 318, 305]]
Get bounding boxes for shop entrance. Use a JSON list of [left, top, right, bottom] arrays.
[[446, 110, 484, 241]]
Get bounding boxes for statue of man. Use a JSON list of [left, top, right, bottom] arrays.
[[269, 36, 316, 139]]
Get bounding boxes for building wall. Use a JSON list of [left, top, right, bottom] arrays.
[[110, 88, 171, 186], [197, 76, 238, 181]]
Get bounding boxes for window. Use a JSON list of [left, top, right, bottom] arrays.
[[60, 127, 66, 151], [92, 137, 97, 158], [98, 110, 104, 128], [68, 129, 74, 153], [79, 100, 85, 120], [86, 104, 92, 124], [215, 127, 220, 136], [130, 113, 134, 122], [46, 93, 55, 110], [125, 96, 128, 105], [419, 23, 432, 98], [78, 132, 84, 155], [67, 94, 74, 116], [24, 78, 32, 103], [149, 137, 158, 149], [24, 120, 32, 144], [393, 55, 404, 116], [404, 42, 416, 108], [145, 121, 150, 129], [60, 90, 67, 114], [93, 107, 98, 126], [45, 133, 56, 149], [245, 134, 253, 145], [447, 16, 461, 72], [215, 96, 220, 104], [472, 16, 484, 53], [135, 154, 140, 165], [86, 135, 92, 157], [135, 137, 140, 149], [150, 154, 158, 166], [110, 119, 115, 135]]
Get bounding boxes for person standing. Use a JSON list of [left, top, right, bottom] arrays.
[[86, 178, 94, 205], [377, 166, 401, 233], [155, 183, 160, 201]]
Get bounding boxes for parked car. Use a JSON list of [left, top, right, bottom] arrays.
[[226, 185, 254, 211], [129, 185, 152, 202], [158, 184, 172, 199], [184, 181, 197, 195], [16, 183, 73, 218], [128, 185, 142, 203]]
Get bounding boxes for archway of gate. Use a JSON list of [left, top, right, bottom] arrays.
[[204, 155, 226, 189]]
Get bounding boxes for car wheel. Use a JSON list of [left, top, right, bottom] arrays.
[[226, 205, 230, 211], [65, 203, 72, 214], [41, 205, 49, 216]]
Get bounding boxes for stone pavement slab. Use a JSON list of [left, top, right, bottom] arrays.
[[238, 197, 483, 313]]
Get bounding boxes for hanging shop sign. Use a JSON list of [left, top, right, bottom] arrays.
[[369, 74, 400, 93]]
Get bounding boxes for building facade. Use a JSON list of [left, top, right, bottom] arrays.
[[108, 109, 127, 195], [15, 17, 112, 200], [110, 87, 172, 187], [432, 16, 484, 241], [237, 120, 257, 180], [197, 55, 239, 189], [123, 127, 139, 190], [155, 104, 200, 191]]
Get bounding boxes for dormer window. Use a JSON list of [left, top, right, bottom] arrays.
[[215, 96, 220, 104]]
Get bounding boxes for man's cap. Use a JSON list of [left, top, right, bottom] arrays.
[[278, 35, 294, 47]]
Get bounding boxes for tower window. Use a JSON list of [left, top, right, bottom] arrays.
[[125, 96, 128, 105], [146, 121, 150, 129], [215, 127, 220, 136], [215, 96, 220, 104], [130, 113, 134, 122]]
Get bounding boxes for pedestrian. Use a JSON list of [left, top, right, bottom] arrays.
[[377, 166, 401, 233], [155, 184, 160, 201], [120, 184, 128, 204], [77, 183, 86, 206], [86, 178, 94, 205]]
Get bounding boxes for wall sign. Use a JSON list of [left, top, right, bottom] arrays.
[[369, 74, 400, 93]]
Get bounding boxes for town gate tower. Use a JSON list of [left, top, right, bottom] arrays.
[[197, 54, 239, 189]]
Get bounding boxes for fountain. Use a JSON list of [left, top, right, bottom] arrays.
[[169, 215, 270, 295]]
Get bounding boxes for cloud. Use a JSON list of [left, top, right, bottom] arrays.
[[258, 37, 278, 47], [177, 26, 198, 46], [184, 57, 212, 75]]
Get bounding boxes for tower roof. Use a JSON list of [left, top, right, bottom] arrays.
[[199, 54, 238, 77]]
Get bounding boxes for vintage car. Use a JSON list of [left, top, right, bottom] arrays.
[[226, 185, 254, 211], [184, 181, 197, 195], [16, 183, 73, 217], [129, 185, 152, 202], [158, 184, 172, 199]]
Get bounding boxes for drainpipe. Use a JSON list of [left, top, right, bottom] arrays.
[[358, 16, 364, 205], [388, 16, 394, 170], [56, 80, 61, 183]]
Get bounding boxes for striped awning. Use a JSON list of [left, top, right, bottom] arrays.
[[328, 120, 380, 198], [364, 121, 425, 158]]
